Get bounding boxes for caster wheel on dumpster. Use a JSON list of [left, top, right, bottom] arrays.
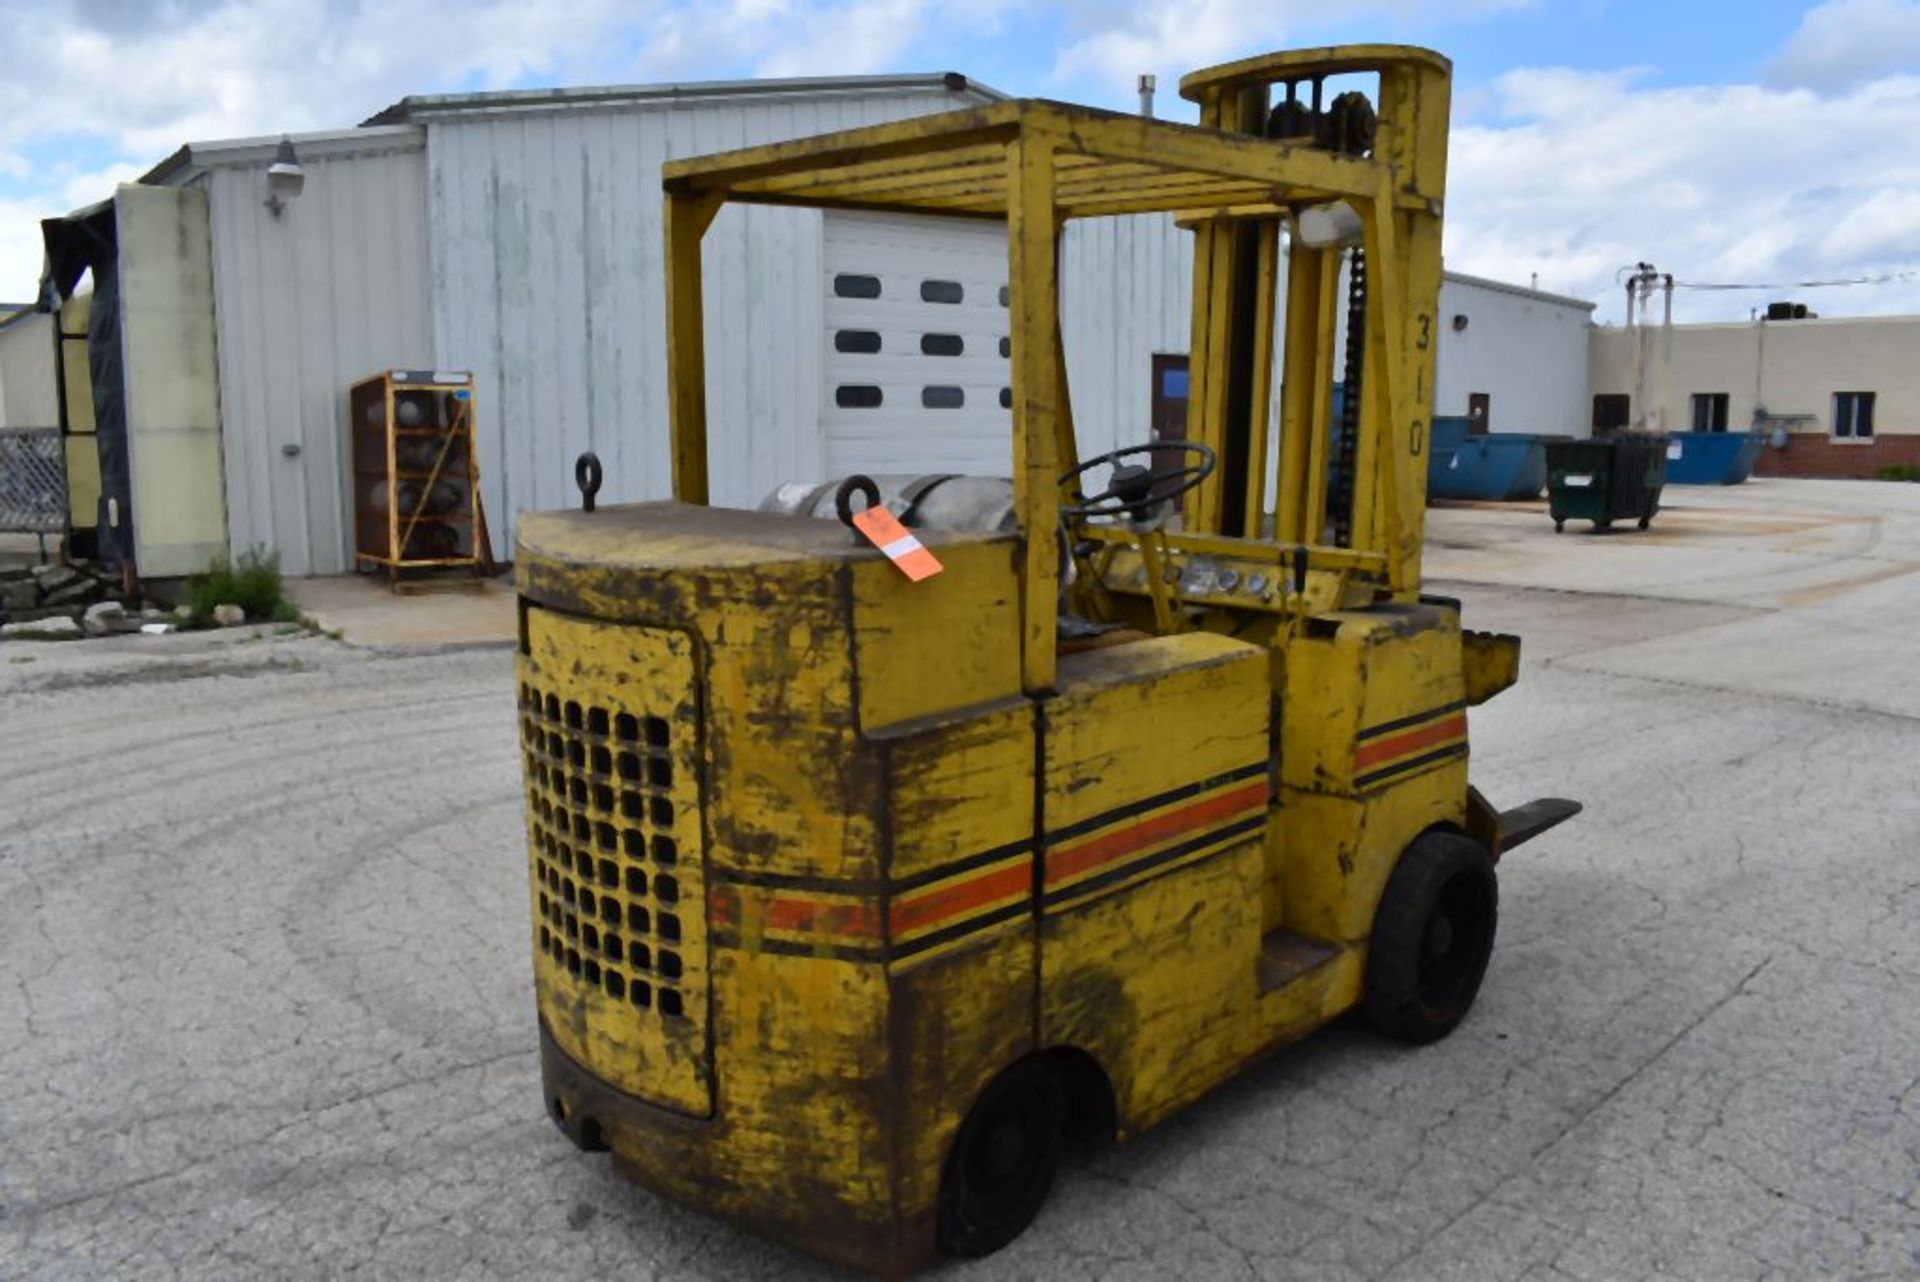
[[1553, 519, 1564, 532], [939, 1060, 1064, 1258], [1364, 830, 1498, 1045], [1638, 514, 1651, 530], [1594, 516, 1613, 533]]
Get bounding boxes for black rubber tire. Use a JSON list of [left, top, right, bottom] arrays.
[[1363, 830, 1498, 1044], [1553, 519, 1564, 532], [1637, 513, 1651, 530], [1595, 516, 1613, 532], [938, 1060, 1064, 1258]]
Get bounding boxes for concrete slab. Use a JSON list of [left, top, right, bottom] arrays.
[[1430, 477, 1920, 721], [288, 572, 516, 649], [4, 477, 1918, 1279]]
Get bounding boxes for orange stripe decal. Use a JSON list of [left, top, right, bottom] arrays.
[[712, 884, 880, 940], [1046, 779, 1268, 888], [763, 895, 880, 938], [892, 859, 1030, 936], [1353, 712, 1466, 770]]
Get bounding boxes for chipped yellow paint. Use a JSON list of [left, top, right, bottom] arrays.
[[850, 539, 1023, 732], [519, 608, 711, 1114]]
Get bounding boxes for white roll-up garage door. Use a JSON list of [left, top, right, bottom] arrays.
[[821, 211, 1013, 478]]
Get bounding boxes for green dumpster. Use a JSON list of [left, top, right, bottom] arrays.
[[1546, 434, 1668, 533]]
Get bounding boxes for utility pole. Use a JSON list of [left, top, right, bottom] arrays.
[[1623, 262, 1673, 433]]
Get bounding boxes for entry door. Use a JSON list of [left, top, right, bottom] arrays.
[[1468, 392, 1491, 436], [1150, 354, 1189, 478], [820, 212, 1012, 478]]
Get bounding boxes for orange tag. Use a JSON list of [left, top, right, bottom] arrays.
[[851, 505, 944, 581]]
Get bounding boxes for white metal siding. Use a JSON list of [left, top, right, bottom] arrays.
[[424, 89, 982, 552], [1061, 214, 1195, 463], [1432, 276, 1592, 437], [115, 184, 227, 577], [199, 139, 433, 575], [0, 312, 58, 427]]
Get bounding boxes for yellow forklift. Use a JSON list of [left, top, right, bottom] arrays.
[[514, 44, 1577, 1274]]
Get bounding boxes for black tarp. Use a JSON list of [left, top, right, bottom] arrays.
[[40, 203, 133, 570]]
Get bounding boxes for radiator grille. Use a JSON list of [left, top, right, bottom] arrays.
[[518, 609, 709, 1114]]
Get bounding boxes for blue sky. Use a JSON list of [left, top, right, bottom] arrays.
[[2, 0, 1916, 318]]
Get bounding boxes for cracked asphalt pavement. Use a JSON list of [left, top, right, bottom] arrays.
[[3, 480, 1917, 1279]]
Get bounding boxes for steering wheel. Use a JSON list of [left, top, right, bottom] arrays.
[[1059, 441, 1217, 521]]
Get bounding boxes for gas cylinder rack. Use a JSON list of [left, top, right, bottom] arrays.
[[349, 370, 483, 586]]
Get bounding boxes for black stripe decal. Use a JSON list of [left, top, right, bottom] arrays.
[[710, 866, 883, 893], [710, 929, 883, 964], [1356, 699, 1467, 742], [888, 899, 1032, 961], [1353, 741, 1469, 790], [712, 840, 1032, 895], [712, 903, 1033, 964], [1046, 760, 1268, 845], [1043, 813, 1266, 910], [709, 764, 1269, 901], [889, 838, 1032, 893]]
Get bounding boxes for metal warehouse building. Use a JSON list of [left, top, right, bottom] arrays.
[[36, 72, 1594, 578]]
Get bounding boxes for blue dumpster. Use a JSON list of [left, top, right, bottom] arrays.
[[1661, 431, 1765, 485], [1428, 421, 1559, 501]]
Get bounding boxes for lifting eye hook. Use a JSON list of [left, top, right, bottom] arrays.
[[834, 474, 881, 541], [574, 452, 603, 513]]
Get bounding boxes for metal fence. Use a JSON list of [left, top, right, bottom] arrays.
[[0, 428, 67, 535]]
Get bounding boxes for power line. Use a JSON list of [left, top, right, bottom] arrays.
[[1671, 268, 1918, 291]]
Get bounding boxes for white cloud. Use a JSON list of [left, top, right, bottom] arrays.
[[756, 0, 929, 78], [1446, 67, 1920, 320], [1768, 0, 1920, 90], [1048, 0, 1532, 103], [0, 199, 56, 306], [1, 0, 1915, 328], [635, 0, 1016, 82]]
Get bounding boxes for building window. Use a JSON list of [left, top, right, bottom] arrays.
[[921, 386, 965, 409], [920, 333, 964, 356], [1592, 393, 1630, 436], [920, 280, 963, 304], [1833, 392, 1875, 440], [833, 274, 882, 299], [1690, 393, 1730, 433]]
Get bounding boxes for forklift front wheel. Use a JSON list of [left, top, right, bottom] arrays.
[[938, 1059, 1065, 1258], [1364, 830, 1498, 1044]]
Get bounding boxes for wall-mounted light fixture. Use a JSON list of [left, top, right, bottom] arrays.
[[264, 137, 304, 218], [1452, 313, 1469, 332]]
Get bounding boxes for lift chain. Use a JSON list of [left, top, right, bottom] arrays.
[[1329, 246, 1367, 547]]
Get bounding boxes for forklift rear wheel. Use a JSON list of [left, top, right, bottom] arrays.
[[938, 1059, 1065, 1258], [1364, 830, 1498, 1044]]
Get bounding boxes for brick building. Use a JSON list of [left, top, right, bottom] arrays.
[[1588, 312, 1920, 479]]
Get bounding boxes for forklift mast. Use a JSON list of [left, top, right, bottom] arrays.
[[1177, 48, 1450, 594]]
